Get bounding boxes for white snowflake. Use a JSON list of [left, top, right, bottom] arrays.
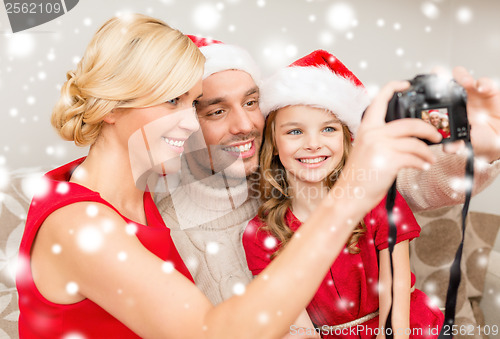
[[7, 33, 35, 57], [319, 31, 335, 46], [52, 244, 62, 254], [47, 50, 56, 61], [86, 204, 99, 217], [125, 223, 138, 235], [0, 168, 9, 191], [77, 226, 103, 252], [376, 19, 385, 27], [117, 251, 127, 261], [22, 174, 49, 199], [63, 332, 86, 339], [9, 108, 18, 117], [421, 2, 440, 19], [162, 261, 175, 273], [456, 7, 473, 24], [206, 241, 220, 254], [232, 282, 246, 295], [285, 45, 298, 58], [56, 182, 70, 194], [326, 3, 356, 32], [66, 282, 79, 295], [257, 312, 269, 324], [192, 4, 221, 31], [264, 236, 277, 249]]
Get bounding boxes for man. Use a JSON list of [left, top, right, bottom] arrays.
[[156, 36, 500, 305], [155, 37, 264, 305]]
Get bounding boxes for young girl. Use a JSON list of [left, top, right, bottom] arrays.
[[243, 50, 444, 338], [16, 15, 442, 338]]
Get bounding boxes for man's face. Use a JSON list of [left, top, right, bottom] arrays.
[[190, 70, 264, 178]]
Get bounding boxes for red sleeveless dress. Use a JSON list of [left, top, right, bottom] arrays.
[[16, 158, 193, 338]]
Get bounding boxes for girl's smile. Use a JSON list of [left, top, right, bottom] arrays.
[[274, 105, 345, 184]]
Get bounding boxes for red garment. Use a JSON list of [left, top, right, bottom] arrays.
[[16, 158, 193, 338], [243, 192, 443, 338], [438, 129, 450, 139]]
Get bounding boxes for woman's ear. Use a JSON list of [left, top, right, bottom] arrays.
[[103, 109, 120, 124]]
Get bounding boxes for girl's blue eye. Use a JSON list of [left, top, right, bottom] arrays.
[[288, 129, 302, 135], [323, 126, 336, 132], [167, 98, 179, 105]]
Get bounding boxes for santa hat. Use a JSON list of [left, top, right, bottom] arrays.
[[428, 109, 440, 117], [188, 35, 261, 84], [259, 49, 370, 136]]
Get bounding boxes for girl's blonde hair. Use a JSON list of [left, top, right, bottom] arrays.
[[51, 14, 205, 146], [258, 108, 366, 257]]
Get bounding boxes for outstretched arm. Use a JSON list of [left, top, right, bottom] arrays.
[[31, 81, 441, 339], [378, 241, 411, 339]]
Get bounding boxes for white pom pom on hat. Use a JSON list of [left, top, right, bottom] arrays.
[[259, 49, 370, 136]]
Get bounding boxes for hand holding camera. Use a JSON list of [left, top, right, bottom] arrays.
[[385, 73, 470, 145]]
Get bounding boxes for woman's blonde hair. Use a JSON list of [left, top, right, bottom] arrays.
[[258, 108, 366, 257], [51, 14, 205, 146]]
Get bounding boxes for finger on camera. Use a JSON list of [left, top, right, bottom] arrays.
[[385, 118, 442, 142], [393, 153, 433, 171], [453, 66, 475, 89], [362, 81, 410, 126], [476, 77, 496, 95], [392, 138, 436, 163]]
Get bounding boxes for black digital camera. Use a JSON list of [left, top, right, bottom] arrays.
[[385, 74, 470, 144]]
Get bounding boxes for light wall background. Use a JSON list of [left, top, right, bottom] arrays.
[[0, 0, 499, 214]]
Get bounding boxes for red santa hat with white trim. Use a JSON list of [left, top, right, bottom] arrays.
[[259, 49, 370, 136], [428, 109, 440, 117], [188, 35, 261, 84]]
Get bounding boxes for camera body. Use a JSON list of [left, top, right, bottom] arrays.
[[386, 74, 469, 144]]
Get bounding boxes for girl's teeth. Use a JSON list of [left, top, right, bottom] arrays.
[[300, 157, 326, 164]]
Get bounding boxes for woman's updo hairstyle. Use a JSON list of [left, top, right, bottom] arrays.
[[51, 13, 205, 146]]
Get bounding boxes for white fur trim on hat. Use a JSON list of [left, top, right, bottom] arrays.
[[259, 65, 370, 136], [199, 43, 261, 84]]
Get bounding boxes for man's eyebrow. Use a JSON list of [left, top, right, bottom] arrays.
[[245, 86, 259, 97], [198, 86, 259, 108], [201, 96, 224, 107]]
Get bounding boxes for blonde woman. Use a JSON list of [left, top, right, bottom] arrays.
[[16, 15, 441, 338]]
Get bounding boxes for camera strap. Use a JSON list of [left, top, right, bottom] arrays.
[[438, 141, 474, 338], [384, 141, 474, 339]]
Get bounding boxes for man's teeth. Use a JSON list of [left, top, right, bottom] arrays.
[[224, 142, 252, 153], [163, 138, 184, 147], [299, 157, 326, 164]]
